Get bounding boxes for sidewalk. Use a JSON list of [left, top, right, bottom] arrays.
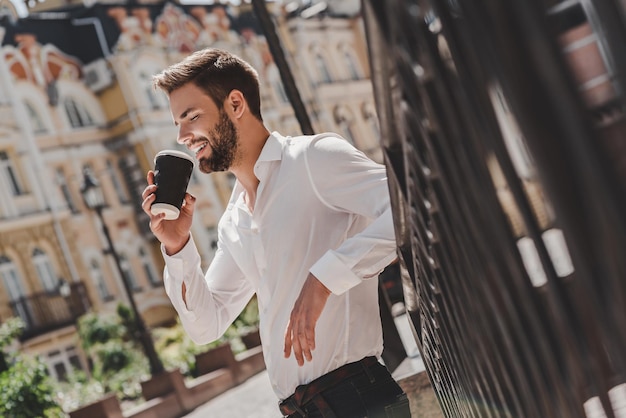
[[182, 370, 280, 418]]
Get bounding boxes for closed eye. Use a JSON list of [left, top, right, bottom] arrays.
[[190, 114, 199, 121]]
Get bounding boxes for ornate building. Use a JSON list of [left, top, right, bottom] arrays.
[[0, 0, 380, 380]]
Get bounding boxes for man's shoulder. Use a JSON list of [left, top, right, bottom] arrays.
[[275, 131, 352, 159]]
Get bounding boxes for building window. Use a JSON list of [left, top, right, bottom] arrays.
[[46, 345, 84, 381], [139, 248, 160, 287], [362, 103, 381, 140], [333, 106, 356, 145], [139, 70, 164, 110], [89, 260, 111, 301], [119, 254, 140, 291], [0, 151, 25, 196], [56, 168, 77, 213], [32, 248, 57, 292], [107, 160, 129, 204], [0, 255, 29, 326], [341, 47, 361, 80], [314, 52, 332, 83], [64, 97, 94, 128], [24, 100, 48, 134]]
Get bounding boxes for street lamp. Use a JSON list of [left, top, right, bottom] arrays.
[[80, 170, 165, 376]]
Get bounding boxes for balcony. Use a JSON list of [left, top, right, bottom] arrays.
[[8, 282, 91, 341]]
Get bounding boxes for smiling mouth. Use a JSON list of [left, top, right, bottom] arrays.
[[191, 142, 208, 158]]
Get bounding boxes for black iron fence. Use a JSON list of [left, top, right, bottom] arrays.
[[9, 282, 90, 340], [362, 0, 625, 417]]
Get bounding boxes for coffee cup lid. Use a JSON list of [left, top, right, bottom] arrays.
[[154, 149, 195, 165], [151, 203, 180, 220]]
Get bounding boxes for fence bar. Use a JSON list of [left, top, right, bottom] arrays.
[[363, 0, 626, 416]]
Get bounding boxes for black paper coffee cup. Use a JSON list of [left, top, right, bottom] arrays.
[[151, 150, 194, 220]]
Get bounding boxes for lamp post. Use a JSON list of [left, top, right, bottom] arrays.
[[58, 278, 73, 319], [80, 170, 165, 376]]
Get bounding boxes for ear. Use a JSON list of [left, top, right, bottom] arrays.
[[227, 89, 246, 120]]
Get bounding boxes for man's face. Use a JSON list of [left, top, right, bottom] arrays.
[[170, 83, 240, 174]]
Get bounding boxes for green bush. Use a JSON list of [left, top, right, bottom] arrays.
[[76, 306, 150, 402], [0, 318, 64, 418], [54, 371, 104, 413], [77, 312, 123, 350], [151, 297, 260, 377], [153, 317, 224, 376]]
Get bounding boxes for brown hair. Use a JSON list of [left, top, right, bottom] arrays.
[[153, 48, 263, 121]]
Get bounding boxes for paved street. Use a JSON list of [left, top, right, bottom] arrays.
[[182, 370, 281, 418]]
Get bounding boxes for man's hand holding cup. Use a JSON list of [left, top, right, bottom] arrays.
[[142, 150, 195, 255]]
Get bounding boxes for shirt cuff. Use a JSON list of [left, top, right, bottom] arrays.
[[161, 236, 200, 321], [309, 251, 362, 295]]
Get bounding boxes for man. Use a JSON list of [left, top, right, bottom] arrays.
[[142, 48, 411, 417]]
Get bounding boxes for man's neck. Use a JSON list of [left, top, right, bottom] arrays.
[[230, 127, 271, 212]]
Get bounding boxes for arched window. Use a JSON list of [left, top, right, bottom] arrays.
[[0, 151, 25, 196], [265, 63, 289, 103], [138, 70, 166, 110], [0, 255, 29, 325], [56, 168, 77, 213], [314, 52, 332, 83], [362, 103, 380, 140], [333, 106, 356, 145], [89, 260, 111, 301], [341, 46, 361, 80], [119, 253, 140, 291], [64, 97, 94, 128], [107, 160, 129, 204], [24, 100, 48, 134], [32, 248, 57, 292], [139, 248, 159, 287]]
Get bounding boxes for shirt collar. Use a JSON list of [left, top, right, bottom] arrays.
[[253, 132, 283, 180]]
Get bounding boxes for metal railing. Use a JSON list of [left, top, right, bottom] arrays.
[[9, 282, 91, 340], [362, 0, 626, 416]]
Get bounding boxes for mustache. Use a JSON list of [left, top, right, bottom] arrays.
[[189, 137, 210, 148]]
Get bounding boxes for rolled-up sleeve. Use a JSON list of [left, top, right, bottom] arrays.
[[305, 135, 397, 295]]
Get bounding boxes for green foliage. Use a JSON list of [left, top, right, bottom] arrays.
[[116, 303, 139, 342], [151, 297, 261, 376], [0, 317, 24, 349], [152, 317, 223, 376], [103, 356, 149, 400], [95, 340, 133, 376], [77, 312, 124, 351], [76, 306, 150, 402], [232, 296, 260, 333], [54, 371, 105, 413], [0, 319, 64, 418]]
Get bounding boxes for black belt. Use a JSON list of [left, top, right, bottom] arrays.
[[279, 356, 379, 417]]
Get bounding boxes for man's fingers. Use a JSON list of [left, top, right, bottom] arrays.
[[292, 329, 304, 366], [147, 170, 155, 185]]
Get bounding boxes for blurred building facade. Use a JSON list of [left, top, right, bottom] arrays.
[[0, 0, 381, 381]]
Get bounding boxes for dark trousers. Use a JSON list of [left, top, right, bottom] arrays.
[[279, 357, 411, 418]]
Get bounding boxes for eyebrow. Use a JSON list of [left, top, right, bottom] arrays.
[[174, 107, 196, 126]]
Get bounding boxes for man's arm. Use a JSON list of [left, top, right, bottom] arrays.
[[284, 134, 397, 365], [163, 235, 255, 345]]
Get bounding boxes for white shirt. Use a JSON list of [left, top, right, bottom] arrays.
[[162, 132, 397, 400]]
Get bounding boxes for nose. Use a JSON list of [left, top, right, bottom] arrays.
[[176, 125, 193, 145]]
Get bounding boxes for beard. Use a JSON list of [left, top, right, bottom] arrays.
[[198, 110, 239, 174]]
